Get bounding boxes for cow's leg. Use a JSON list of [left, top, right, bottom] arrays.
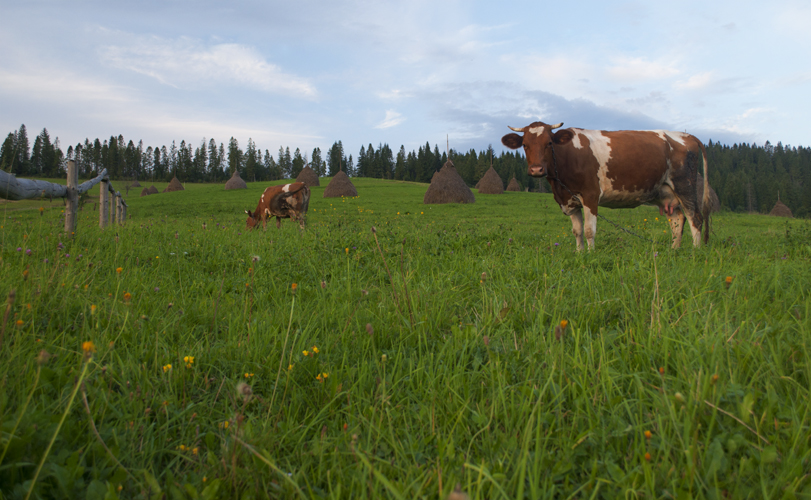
[[569, 208, 585, 251], [276, 217, 282, 229], [683, 208, 703, 247], [583, 206, 597, 250], [669, 210, 686, 249]]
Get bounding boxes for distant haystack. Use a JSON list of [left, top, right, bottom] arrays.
[[147, 185, 159, 195], [696, 174, 720, 213], [131, 179, 142, 188], [424, 159, 475, 204], [140, 187, 151, 197], [506, 177, 522, 192], [296, 165, 320, 187], [225, 170, 248, 190], [323, 170, 358, 198], [476, 167, 504, 194], [769, 200, 793, 218], [163, 176, 184, 193]]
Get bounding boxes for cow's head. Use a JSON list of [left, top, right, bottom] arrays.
[[501, 121, 574, 178], [245, 210, 258, 229]]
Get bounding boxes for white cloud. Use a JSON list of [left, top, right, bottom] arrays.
[[605, 57, 680, 83], [674, 72, 714, 90], [99, 34, 317, 98], [375, 110, 405, 129]]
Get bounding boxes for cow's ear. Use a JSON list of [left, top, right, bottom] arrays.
[[501, 133, 523, 149], [244, 210, 251, 216], [552, 129, 574, 145]]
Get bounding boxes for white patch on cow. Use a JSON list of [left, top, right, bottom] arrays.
[[652, 130, 687, 146], [571, 131, 584, 149], [261, 194, 265, 202], [529, 125, 545, 136], [576, 130, 614, 198], [282, 184, 291, 193]]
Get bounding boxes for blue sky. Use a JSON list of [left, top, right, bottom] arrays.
[[1, 0, 809, 159]]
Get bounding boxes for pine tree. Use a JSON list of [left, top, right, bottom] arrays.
[[291, 147, 304, 178], [228, 138, 242, 177]]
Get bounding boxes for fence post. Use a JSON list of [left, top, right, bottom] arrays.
[[110, 189, 117, 225], [116, 195, 123, 225], [64, 160, 78, 235], [99, 178, 109, 228]]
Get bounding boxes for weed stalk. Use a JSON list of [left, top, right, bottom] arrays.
[[25, 359, 90, 500]]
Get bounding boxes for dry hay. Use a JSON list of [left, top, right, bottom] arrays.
[[130, 179, 142, 188], [506, 177, 522, 192], [296, 165, 320, 187], [476, 166, 504, 194], [323, 170, 358, 198], [225, 170, 248, 190], [769, 200, 793, 218], [163, 176, 184, 193], [140, 187, 151, 197], [696, 174, 720, 213], [147, 185, 159, 195], [423, 159, 475, 204]]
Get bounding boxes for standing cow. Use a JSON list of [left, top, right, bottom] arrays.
[[502, 121, 710, 250], [245, 182, 310, 230]]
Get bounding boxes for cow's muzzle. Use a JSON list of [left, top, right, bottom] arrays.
[[528, 165, 547, 178]]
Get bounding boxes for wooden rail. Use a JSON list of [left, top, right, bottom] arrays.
[[1, 160, 128, 235]]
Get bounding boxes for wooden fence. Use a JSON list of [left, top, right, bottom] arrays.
[[0, 160, 127, 234]]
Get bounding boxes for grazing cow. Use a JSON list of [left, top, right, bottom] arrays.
[[245, 182, 310, 230], [502, 121, 710, 250]]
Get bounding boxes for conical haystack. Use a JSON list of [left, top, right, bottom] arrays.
[[131, 179, 142, 188], [476, 166, 504, 194], [323, 170, 358, 198], [148, 185, 159, 195], [424, 159, 475, 204], [769, 200, 793, 218], [140, 187, 151, 197], [696, 174, 720, 213], [506, 177, 521, 192], [163, 176, 184, 192], [225, 170, 248, 190], [296, 165, 320, 187]]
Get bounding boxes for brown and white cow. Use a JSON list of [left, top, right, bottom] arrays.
[[502, 121, 710, 250], [245, 182, 310, 230]]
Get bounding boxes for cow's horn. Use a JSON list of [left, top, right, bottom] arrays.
[[550, 122, 564, 130], [508, 126, 527, 132]]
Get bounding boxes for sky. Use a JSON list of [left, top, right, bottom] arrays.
[[1, 0, 810, 159]]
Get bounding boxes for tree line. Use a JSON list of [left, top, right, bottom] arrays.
[[1, 124, 809, 217]]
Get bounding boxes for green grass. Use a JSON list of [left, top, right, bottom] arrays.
[[1, 177, 810, 499]]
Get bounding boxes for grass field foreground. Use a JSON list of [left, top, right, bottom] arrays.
[[1, 177, 810, 499]]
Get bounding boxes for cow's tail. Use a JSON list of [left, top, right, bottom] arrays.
[[280, 183, 307, 199], [698, 141, 710, 245]]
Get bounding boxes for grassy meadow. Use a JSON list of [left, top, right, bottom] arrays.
[[1, 177, 810, 499]]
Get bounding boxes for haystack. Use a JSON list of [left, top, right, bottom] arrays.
[[506, 177, 521, 192], [424, 159, 475, 204], [476, 167, 504, 194], [131, 179, 142, 188], [323, 170, 358, 198], [147, 185, 159, 195], [296, 165, 320, 187], [696, 174, 720, 213], [224, 170, 248, 190], [769, 200, 793, 218], [140, 187, 151, 197], [163, 176, 184, 193]]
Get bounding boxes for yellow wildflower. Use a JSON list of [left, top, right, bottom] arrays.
[[82, 341, 96, 353], [116, 267, 123, 274], [303, 350, 309, 357], [90, 304, 97, 315], [312, 346, 319, 354], [163, 364, 172, 372]]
